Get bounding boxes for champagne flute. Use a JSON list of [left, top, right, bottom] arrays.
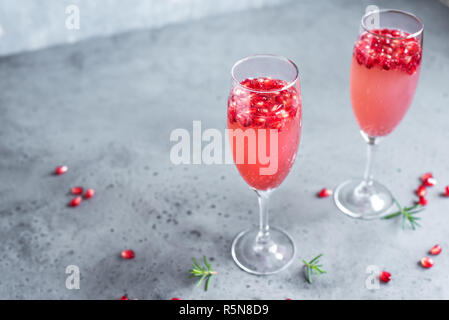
[[334, 9, 424, 219], [227, 55, 301, 274]]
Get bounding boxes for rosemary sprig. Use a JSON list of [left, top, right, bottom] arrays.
[[189, 256, 217, 291], [302, 254, 326, 284], [382, 199, 424, 230]]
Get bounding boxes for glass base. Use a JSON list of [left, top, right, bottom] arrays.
[[334, 179, 394, 220], [231, 227, 295, 275]]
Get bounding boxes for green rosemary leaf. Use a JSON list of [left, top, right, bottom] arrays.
[[189, 256, 217, 291], [303, 254, 326, 284], [382, 211, 402, 219], [309, 254, 323, 264], [385, 199, 423, 230]]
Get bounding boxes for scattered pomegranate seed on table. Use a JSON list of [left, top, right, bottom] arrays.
[[420, 257, 434, 268], [418, 196, 427, 206], [416, 185, 427, 197], [121, 249, 135, 259], [421, 172, 433, 183], [429, 245, 442, 255], [55, 165, 68, 175], [379, 271, 391, 283], [71, 187, 83, 195], [69, 196, 82, 207], [423, 177, 437, 187], [444, 186, 449, 197], [318, 188, 333, 198], [84, 188, 95, 199], [171, 298, 181, 300], [119, 295, 129, 300]]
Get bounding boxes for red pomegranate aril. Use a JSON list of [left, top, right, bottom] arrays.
[[418, 196, 427, 206], [445, 186, 449, 197], [420, 257, 434, 268], [171, 298, 181, 300], [318, 188, 333, 198], [228, 77, 299, 131], [421, 172, 433, 183], [70, 196, 82, 207], [416, 185, 427, 197], [71, 187, 83, 195], [55, 165, 68, 175], [84, 188, 95, 199], [423, 177, 437, 187], [379, 271, 391, 283], [240, 79, 251, 87], [354, 28, 421, 73], [120, 295, 129, 300], [406, 41, 420, 54], [391, 29, 402, 37], [382, 60, 391, 70], [121, 249, 135, 259], [429, 245, 442, 255], [228, 106, 237, 123], [236, 112, 252, 127], [252, 116, 266, 127]]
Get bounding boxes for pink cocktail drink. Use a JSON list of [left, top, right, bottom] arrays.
[[227, 55, 301, 275], [351, 29, 422, 137], [334, 10, 424, 219], [227, 78, 301, 190]]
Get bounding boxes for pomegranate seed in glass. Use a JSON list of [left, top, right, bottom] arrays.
[[227, 54, 301, 275], [334, 9, 424, 219]]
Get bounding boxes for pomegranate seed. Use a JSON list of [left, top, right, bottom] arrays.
[[318, 188, 333, 198], [55, 165, 68, 175], [71, 187, 83, 195], [423, 177, 437, 187], [120, 295, 129, 300], [236, 112, 252, 127], [429, 245, 442, 255], [444, 186, 449, 197], [379, 271, 391, 283], [84, 188, 95, 199], [418, 196, 427, 206], [416, 185, 427, 197], [354, 29, 421, 73], [285, 298, 292, 300], [420, 257, 434, 268], [69, 196, 82, 207], [421, 172, 433, 183], [121, 249, 135, 259], [228, 77, 300, 131], [171, 298, 181, 300]]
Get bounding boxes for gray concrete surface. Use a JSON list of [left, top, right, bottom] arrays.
[[0, 0, 449, 299]]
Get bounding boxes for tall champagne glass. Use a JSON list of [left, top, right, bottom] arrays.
[[227, 55, 301, 274], [334, 9, 424, 219]]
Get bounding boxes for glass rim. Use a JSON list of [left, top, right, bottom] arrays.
[[361, 9, 424, 40], [230, 54, 299, 93]]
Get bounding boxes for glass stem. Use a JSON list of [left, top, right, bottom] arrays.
[[255, 189, 272, 244], [362, 136, 377, 186]]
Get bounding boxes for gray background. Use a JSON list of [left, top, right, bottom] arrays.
[[0, 0, 287, 57], [0, 0, 449, 299]]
